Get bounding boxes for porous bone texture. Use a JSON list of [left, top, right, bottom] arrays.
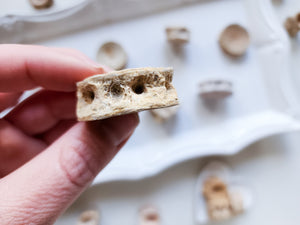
[[166, 26, 190, 44], [77, 67, 179, 121]]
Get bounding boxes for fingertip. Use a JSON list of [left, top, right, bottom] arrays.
[[90, 64, 113, 74], [0, 45, 111, 92]]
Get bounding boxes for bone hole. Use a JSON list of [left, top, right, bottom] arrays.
[[82, 85, 95, 104], [165, 82, 171, 90], [132, 80, 145, 94], [110, 82, 124, 96], [212, 184, 225, 192], [165, 75, 172, 90], [146, 213, 158, 221]]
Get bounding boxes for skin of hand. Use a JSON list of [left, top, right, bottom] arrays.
[[0, 44, 139, 224]]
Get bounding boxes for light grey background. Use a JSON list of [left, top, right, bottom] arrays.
[[1, 0, 300, 224]]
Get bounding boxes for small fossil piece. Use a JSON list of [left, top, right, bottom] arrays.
[[284, 17, 299, 37], [207, 198, 232, 221], [202, 176, 245, 221], [76, 210, 99, 225], [203, 176, 228, 200], [166, 26, 190, 44], [29, 0, 53, 9], [77, 67, 179, 121], [97, 42, 127, 70], [219, 24, 250, 57], [203, 177, 232, 221], [139, 205, 160, 225], [199, 79, 232, 100], [150, 105, 178, 123], [196, 162, 251, 224]]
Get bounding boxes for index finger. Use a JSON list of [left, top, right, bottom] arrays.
[[0, 44, 106, 92]]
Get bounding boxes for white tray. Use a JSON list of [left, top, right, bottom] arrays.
[[1, 0, 300, 184]]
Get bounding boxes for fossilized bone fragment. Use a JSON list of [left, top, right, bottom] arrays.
[[97, 41, 127, 70], [77, 67, 179, 121], [166, 26, 190, 44], [202, 176, 244, 221], [219, 24, 250, 57], [29, 0, 53, 9], [76, 210, 99, 225], [203, 176, 232, 221], [199, 79, 232, 100]]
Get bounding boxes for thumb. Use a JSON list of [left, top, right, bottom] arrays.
[[0, 113, 139, 225]]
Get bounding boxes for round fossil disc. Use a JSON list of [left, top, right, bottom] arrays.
[[139, 205, 160, 225], [29, 0, 53, 9], [97, 42, 127, 70], [199, 79, 233, 100], [77, 210, 99, 225], [219, 24, 250, 57]]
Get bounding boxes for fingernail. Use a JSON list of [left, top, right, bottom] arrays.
[[79, 56, 112, 73]]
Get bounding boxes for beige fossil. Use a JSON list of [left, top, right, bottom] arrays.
[[97, 41, 127, 70], [219, 24, 250, 57], [150, 105, 179, 123], [203, 176, 232, 221], [29, 0, 53, 9], [77, 67, 179, 121], [166, 26, 190, 44], [199, 79, 232, 100], [202, 176, 244, 221], [76, 210, 99, 225], [139, 205, 160, 225]]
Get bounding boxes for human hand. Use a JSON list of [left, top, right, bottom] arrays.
[[0, 44, 139, 224]]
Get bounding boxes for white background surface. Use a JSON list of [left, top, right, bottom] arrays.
[[1, 0, 300, 224]]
